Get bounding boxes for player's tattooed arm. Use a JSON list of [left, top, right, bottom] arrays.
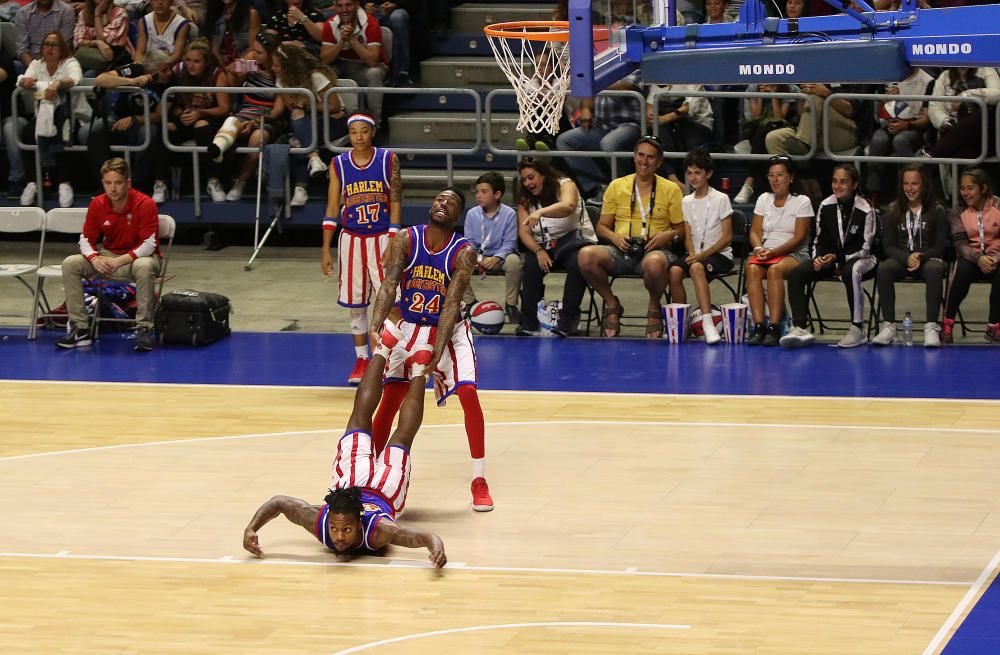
[[389, 153, 402, 229], [243, 495, 319, 557], [370, 228, 410, 338], [427, 245, 476, 371], [377, 522, 447, 568]]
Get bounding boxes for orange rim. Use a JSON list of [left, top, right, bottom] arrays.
[[483, 20, 569, 41]]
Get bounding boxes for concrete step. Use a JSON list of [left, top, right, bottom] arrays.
[[402, 169, 517, 202], [451, 3, 554, 33], [420, 56, 513, 88], [389, 111, 522, 147]]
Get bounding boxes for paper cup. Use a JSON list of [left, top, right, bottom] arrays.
[[721, 303, 748, 343], [664, 303, 691, 343]]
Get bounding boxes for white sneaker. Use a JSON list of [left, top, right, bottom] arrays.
[[871, 321, 896, 346], [226, 179, 245, 202], [779, 325, 815, 349], [58, 182, 73, 208], [19, 181, 37, 206], [291, 185, 309, 207], [152, 181, 168, 204], [733, 140, 752, 155], [924, 321, 941, 348], [207, 178, 226, 203], [703, 316, 722, 345], [836, 325, 868, 348], [733, 183, 755, 204], [307, 155, 327, 178]]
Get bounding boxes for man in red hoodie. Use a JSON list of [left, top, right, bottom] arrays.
[[58, 157, 161, 351]]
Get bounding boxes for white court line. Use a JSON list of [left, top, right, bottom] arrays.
[[923, 547, 1000, 655], [328, 621, 691, 655], [0, 551, 972, 587], [3, 419, 1000, 464], [4, 378, 999, 404]]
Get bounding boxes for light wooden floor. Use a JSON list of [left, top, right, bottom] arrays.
[[2, 380, 999, 654]]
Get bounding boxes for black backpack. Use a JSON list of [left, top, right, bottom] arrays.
[[156, 289, 232, 346]]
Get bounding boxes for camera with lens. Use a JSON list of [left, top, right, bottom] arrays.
[[626, 236, 646, 258]]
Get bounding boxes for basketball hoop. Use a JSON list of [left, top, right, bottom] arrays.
[[484, 21, 570, 136]]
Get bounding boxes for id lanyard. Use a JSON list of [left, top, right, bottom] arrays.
[[630, 179, 656, 239], [479, 209, 493, 255], [905, 208, 921, 252], [978, 210, 986, 254], [835, 201, 850, 249]]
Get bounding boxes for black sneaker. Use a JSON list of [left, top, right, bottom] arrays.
[[505, 304, 521, 324], [134, 327, 155, 352], [746, 324, 766, 346], [761, 324, 781, 347], [6, 180, 24, 201], [56, 326, 92, 349], [514, 325, 538, 337]]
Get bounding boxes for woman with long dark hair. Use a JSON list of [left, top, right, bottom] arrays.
[[872, 165, 948, 347], [204, 0, 262, 68], [943, 168, 1000, 344], [514, 157, 590, 337]]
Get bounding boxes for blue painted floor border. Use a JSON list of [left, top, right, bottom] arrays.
[[943, 572, 1000, 655], [1, 328, 997, 399]]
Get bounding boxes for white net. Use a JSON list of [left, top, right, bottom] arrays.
[[486, 24, 571, 135]]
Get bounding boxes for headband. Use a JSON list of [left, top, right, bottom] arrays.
[[347, 113, 376, 128]]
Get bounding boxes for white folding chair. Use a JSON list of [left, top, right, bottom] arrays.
[[0, 207, 45, 333], [90, 214, 176, 339], [29, 208, 87, 339]]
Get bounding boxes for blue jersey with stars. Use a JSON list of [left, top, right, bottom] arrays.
[[314, 490, 396, 556], [398, 225, 472, 326], [326, 147, 392, 234]]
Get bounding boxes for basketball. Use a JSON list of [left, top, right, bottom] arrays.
[[878, 99, 918, 121], [467, 300, 505, 335], [689, 305, 723, 338]]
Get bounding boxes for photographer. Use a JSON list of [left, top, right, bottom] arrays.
[[87, 50, 174, 202], [578, 136, 685, 338]]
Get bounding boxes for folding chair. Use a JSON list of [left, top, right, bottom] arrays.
[[90, 214, 176, 340], [805, 271, 878, 336], [711, 208, 747, 303], [0, 207, 45, 333], [28, 208, 87, 339]]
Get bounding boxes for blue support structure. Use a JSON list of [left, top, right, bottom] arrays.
[[570, 0, 1000, 94]]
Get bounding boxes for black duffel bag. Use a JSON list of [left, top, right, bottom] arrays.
[[156, 289, 232, 346]]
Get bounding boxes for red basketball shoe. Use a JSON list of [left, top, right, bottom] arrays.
[[347, 357, 368, 385], [941, 318, 955, 344], [471, 477, 494, 512]]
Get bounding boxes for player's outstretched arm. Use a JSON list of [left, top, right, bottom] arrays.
[[379, 522, 447, 569], [370, 228, 411, 342], [427, 246, 477, 371], [243, 495, 318, 558], [389, 152, 402, 230]]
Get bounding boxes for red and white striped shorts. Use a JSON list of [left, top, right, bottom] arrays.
[[331, 430, 411, 514], [384, 319, 478, 405], [337, 230, 392, 308]]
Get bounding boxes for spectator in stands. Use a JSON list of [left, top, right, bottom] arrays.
[[578, 136, 685, 338], [646, 83, 713, 186], [942, 168, 1000, 344], [14, 0, 75, 73], [703, 0, 736, 23], [669, 148, 733, 344], [207, 32, 282, 202], [785, 0, 807, 17], [87, 50, 174, 202], [204, 0, 262, 69], [745, 156, 813, 346], [267, 0, 324, 55], [72, 0, 132, 75], [57, 157, 161, 352], [9, 30, 86, 208], [362, 0, 413, 86], [733, 83, 798, 204], [781, 164, 877, 349], [309, 0, 386, 125], [134, 0, 191, 68], [872, 165, 948, 347], [167, 38, 231, 202], [865, 69, 934, 194], [514, 157, 592, 337], [272, 43, 346, 206], [462, 172, 523, 324], [555, 71, 643, 200], [926, 68, 1000, 160]]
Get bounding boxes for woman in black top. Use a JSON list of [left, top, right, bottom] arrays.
[[267, 0, 325, 56], [872, 164, 948, 347]]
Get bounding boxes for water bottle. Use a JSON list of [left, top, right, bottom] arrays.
[[902, 311, 913, 347]]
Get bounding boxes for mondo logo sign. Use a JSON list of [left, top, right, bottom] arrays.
[[911, 42, 973, 55], [738, 63, 796, 76]]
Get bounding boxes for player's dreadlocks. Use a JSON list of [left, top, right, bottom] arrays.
[[324, 487, 363, 517]]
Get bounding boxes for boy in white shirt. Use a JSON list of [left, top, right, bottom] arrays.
[[669, 148, 734, 344]]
